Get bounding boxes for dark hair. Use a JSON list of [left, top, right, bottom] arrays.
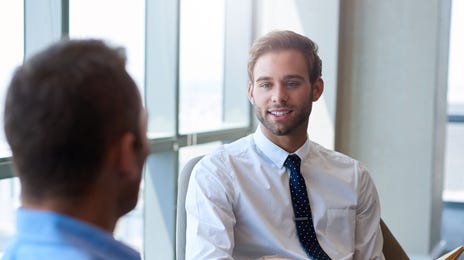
[[4, 39, 142, 200], [247, 30, 322, 84]]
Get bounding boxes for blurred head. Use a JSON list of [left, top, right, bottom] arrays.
[[247, 30, 322, 84], [4, 39, 149, 209]]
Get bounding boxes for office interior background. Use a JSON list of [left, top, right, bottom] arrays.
[[0, 0, 462, 259]]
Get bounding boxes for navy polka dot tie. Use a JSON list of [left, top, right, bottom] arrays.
[[284, 154, 331, 260]]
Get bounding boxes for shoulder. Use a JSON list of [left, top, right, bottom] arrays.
[[3, 244, 139, 260], [4, 210, 139, 260], [1, 238, 95, 260], [308, 140, 373, 181], [190, 134, 259, 188], [197, 134, 254, 170], [309, 140, 357, 166]]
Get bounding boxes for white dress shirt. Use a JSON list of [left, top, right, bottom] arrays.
[[185, 127, 384, 260]]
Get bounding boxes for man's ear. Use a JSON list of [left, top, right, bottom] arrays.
[[111, 132, 138, 180], [311, 77, 324, 102], [247, 82, 254, 105]]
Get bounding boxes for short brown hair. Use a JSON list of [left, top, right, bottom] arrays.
[[4, 39, 142, 200], [247, 30, 322, 84]]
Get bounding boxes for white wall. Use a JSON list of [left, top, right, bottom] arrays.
[[336, 0, 451, 256]]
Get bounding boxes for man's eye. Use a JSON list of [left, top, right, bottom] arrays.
[[260, 83, 271, 88], [287, 81, 299, 88]]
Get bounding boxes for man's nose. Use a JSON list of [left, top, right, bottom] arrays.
[[271, 85, 288, 103]]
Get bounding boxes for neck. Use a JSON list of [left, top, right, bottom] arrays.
[[260, 125, 308, 153]]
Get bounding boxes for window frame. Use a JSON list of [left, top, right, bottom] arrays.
[[0, 0, 254, 258]]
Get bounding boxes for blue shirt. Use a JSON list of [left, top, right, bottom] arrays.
[[2, 208, 140, 260]]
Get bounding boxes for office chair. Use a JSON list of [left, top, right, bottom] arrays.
[[437, 246, 464, 260], [380, 219, 409, 259], [176, 155, 409, 260], [176, 155, 204, 260]]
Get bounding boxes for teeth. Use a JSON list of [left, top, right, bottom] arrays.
[[270, 111, 290, 116]]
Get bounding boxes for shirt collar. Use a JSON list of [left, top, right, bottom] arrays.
[[253, 126, 311, 169]]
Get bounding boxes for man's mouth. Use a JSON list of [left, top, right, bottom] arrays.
[[269, 111, 290, 116]]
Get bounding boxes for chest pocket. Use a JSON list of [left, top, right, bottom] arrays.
[[320, 208, 356, 256]]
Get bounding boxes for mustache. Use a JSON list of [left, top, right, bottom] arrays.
[[266, 104, 293, 110]]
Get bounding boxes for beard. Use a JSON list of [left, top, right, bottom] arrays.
[[253, 100, 312, 136], [117, 135, 148, 217]]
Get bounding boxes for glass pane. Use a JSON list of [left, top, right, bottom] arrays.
[[0, 1, 23, 254], [69, 0, 145, 97], [144, 0, 178, 138], [0, 1, 24, 158], [179, 0, 226, 134], [69, 0, 145, 252], [443, 123, 464, 201], [0, 178, 21, 255], [447, 0, 464, 114], [444, 0, 464, 203]]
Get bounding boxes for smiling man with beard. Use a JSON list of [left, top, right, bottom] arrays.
[[185, 30, 384, 260]]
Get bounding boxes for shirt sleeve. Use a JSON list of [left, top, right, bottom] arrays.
[[354, 163, 385, 260], [185, 151, 236, 260]]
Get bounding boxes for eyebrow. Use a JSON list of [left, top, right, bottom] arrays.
[[255, 75, 305, 83], [255, 76, 272, 83], [283, 75, 305, 81]]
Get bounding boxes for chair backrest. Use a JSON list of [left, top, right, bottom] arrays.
[[437, 245, 464, 260], [176, 155, 408, 260], [176, 155, 204, 260], [380, 218, 409, 259]]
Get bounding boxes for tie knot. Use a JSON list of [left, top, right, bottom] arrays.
[[284, 154, 301, 170]]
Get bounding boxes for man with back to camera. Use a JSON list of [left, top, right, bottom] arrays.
[[185, 30, 385, 259], [2, 39, 150, 259]]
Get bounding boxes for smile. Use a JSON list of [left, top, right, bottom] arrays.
[[269, 111, 290, 116]]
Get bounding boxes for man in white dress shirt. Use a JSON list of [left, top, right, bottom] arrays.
[[185, 30, 385, 260]]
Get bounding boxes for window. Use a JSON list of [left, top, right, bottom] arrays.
[[0, 1, 23, 254], [69, 0, 145, 97], [0, 1, 23, 158], [0, 0, 253, 258], [179, 0, 251, 134], [0, 178, 20, 254], [179, 0, 226, 133], [443, 0, 464, 202]]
